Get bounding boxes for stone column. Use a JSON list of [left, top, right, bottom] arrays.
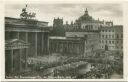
[[61, 42, 64, 53], [66, 42, 68, 53], [80, 44, 83, 54], [55, 43, 57, 52], [11, 49, 13, 73], [65, 41, 68, 53], [35, 32, 37, 56], [68, 43, 70, 53], [25, 32, 28, 69], [19, 49, 22, 72], [56, 42, 58, 53], [47, 33, 49, 54], [17, 32, 19, 39], [70, 42, 72, 53], [42, 33, 44, 55]]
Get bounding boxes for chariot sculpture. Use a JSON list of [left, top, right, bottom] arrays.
[[20, 5, 36, 20]]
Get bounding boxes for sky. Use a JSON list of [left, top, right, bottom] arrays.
[[5, 4, 123, 26]]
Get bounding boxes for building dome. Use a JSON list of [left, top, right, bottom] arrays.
[[76, 8, 93, 23]]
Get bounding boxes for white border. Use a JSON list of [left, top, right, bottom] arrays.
[[1, 0, 128, 81]]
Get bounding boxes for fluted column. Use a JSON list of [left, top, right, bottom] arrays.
[[35, 32, 37, 56], [47, 33, 49, 54], [25, 32, 28, 69], [42, 33, 44, 55], [56, 43, 58, 52], [62, 43, 64, 53], [66, 42, 68, 53], [70, 42, 72, 53], [17, 32, 19, 39], [11, 50, 13, 73], [19, 49, 22, 72]]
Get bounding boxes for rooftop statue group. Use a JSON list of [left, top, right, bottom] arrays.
[[20, 5, 36, 20]]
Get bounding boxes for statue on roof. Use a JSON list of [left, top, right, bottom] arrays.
[[20, 4, 36, 20]]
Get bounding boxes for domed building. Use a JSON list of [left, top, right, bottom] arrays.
[[76, 8, 94, 22], [64, 8, 107, 32]]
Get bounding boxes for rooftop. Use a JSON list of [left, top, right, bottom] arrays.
[[5, 17, 48, 23], [5, 39, 29, 50], [49, 36, 85, 41]]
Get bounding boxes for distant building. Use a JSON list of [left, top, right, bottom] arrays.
[[66, 32, 100, 56], [50, 8, 123, 56], [64, 8, 113, 32], [100, 25, 123, 51], [49, 31, 100, 56], [49, 36, 85, 55], [51, 17, 65, 36]]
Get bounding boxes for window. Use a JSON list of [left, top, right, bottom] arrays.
[[109, 35, 111, 38], [117, 34, 119, 38], [89, 26, 91, 30], [112, 35, 114, 38], [117, 41, 119, 44], [109, 41, 111, 44], [109, 30, 111, 32], [121, 46, 123, 49], [87, 26, 89, 30], [91, 25, 93, 30], [121, 34, 123, 38], [102, 40, 104, 43], [102, 35, 104, 38], [102, 30, 104, 32], [106, 40, 107, 44], [106, 35, 108, 38], [112, 41, 114, 44], [121, 40, 123, 43]]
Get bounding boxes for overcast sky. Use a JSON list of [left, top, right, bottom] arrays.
[[5, 4, 123, 26]]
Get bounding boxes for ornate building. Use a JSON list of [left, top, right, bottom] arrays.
[[63, 8, 101, 56], [50, 8, 123, 56], [64, 8, 113, 32], [5, 6, 50, 76], [49, 9, 101, 56]]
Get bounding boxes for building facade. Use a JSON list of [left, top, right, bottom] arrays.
[[100, 25, 123, 51], [5, 6, 50, 75], [5, 39, 29, 75], [49, 8, 115, 57], [66, 32, 100, 56], [50, 8, 123, 57], [64, 8, 113, 32], [49, 37, 85, 55]]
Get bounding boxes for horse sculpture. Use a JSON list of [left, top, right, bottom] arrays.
[[20, 7, 36, 20]]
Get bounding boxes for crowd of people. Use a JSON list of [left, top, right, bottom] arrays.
[[7, 50, 123, 79], [75, 63, 113, 79]]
